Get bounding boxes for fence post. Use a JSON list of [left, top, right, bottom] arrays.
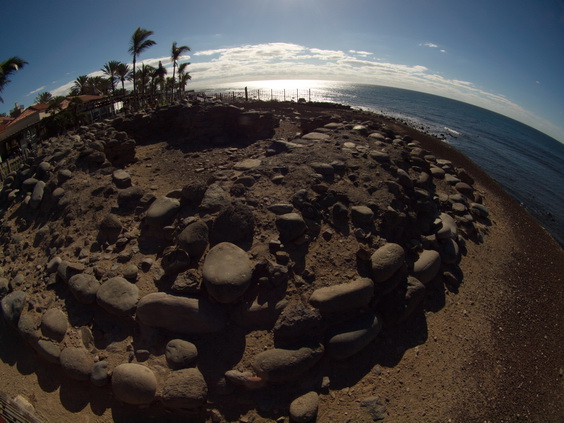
[[309, 89, 311, 102], [245, 87, 248, 102], [271, 89, 273, 101], [284, 89, 286, 101]]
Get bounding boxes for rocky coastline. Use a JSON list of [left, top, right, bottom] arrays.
[[0, 99, 562, 423]]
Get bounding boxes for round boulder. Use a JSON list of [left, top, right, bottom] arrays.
[[370, 243, 405, 283], [251, 344, 324, 383], [112, 363, 157, 405], [211, 202, 255, 246], [326, 312, 382, 360], [290, 391, 319, 423], [161, 368, 208, 409], [177, 220, 209, 258], [275, 213, 307, 241], [136, 292, 226, 334], [202, 242, 252, 304], [41, 309, 68, 342], [60, 347, 93, 381], [309, 278, 374, 313], [165, 339, 198, 369], [96, 277, 139, 317], [145, 196, 180, 227], [412, 250, 441, 285], [68, 273, 101, 304], [1, 290, 26, 326]]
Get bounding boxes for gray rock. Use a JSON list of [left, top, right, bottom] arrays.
[[18, 313, 38, 343], [273, 303, 322, 341], [112, 169, 132, 188], [360, 396, 387, 421], [122, 264, 138, 281], [251, 344, 324, 383], [302, 132, 330, 140], [350, 206, 374, 227], [177, 221, 209, 258], [91, 360, 109, 387], [165, 339, 198, 369], [136, 292, 226, 334], [275, 213, 307, 241], [370, 243, 405, 283], [57, 169, 73, 184], [412, 250, 441, 284], [0, 277, 9, 297], [117, 186, 144, 208], [161, 248, 191, 275], [37, 161, 51, 180], [112, 363, 157, 405], [233, 158, 262, 170], [470, 202, 489, 218], [211, 202, 255, 246], [289, 391, 319, 423], [41, 309, 68, 341], [369, 150, 390, 163], [22, 177, 39, 192], [36, 339, 61, 364], [161, 368, 208, 409], [455, 182, 474, 198], [200, 184, 229, 212], [436, 213, 457, 240], [310, 162, 335, 177], [68, 274, 101, 304], [100, 213, 122, 232], [1, 290, 26, 326], [30, 180, 46, 209], [268, 204, 294, 215], [398, 276, 427, 323], [326, 312, 382, 360], [146, 196, 180, 227], [202, 242, 252, 304], [181, 181, 206, 205], [439, 238, 459, 265], [309, 278, 374, 313], [96, 277, 139, 316], [60, 347, 93, 381], [232, 297, 288, 329]]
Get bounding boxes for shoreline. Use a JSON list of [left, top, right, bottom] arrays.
[[0, 100, 562, 422]]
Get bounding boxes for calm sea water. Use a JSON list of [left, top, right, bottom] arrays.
[[204, 80, 564, 245]]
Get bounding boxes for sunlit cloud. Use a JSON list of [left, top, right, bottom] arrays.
[[421, 42, 439, 48], [26, 86, 46, 96]]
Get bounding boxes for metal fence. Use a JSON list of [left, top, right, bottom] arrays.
[[209, 87, 317, 103]]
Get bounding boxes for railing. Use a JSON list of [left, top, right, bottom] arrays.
[[208, 87, 317, 103], [0, 154, 25, 182]]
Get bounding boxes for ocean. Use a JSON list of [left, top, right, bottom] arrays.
[[203, 80, 564, 246]]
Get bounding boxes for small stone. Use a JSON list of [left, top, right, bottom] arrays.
[[268, 203, 294, 215], [145, 196, 180, 227], [112, 169, 132, 188], [370, 243, 405, 284], [289, 391, 319, 423], [234, 158, 262, 170], [350, 206, 375, 227], [1, 290, 26, 326], [251, 344, 324, 382], [165, 339, 198, 369], [91, 360, 109, 387], [36, 339, 61, 364], [360, 396, 387, 421], [177, 221, 209, 258], [412, 250, 441, 285]]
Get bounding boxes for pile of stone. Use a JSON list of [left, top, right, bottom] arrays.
[[0, 104, 490, 421]]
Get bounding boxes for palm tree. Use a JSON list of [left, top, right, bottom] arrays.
[[154, 61, 167, 98], [115, 63, 130, 92], [177, 62, 191, 95], [0, 56, 28, 103], [170, 42, 190, 100], [128, 27, 156, 96], [70, 75, 89, 96], [35, 91, 53, 104], [102, 60, 121, 96]]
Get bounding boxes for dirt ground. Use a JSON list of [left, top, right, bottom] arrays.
[[0, 102, 562, 423]]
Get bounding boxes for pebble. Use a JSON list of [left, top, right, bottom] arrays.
[[251, 344, 324, 382], [96, 277, 139, 316], [370, 243, 405, 284], [60, 347, 93, 381], [41, 308, 68, 341]]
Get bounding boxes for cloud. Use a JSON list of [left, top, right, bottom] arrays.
[[421, 42, 439, 48], [26, 86, 46, 96]]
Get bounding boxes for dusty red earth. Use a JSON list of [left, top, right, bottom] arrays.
[[0, 101, 562, 423]]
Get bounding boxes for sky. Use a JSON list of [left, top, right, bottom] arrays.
[[1, 0, 563, 141]]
